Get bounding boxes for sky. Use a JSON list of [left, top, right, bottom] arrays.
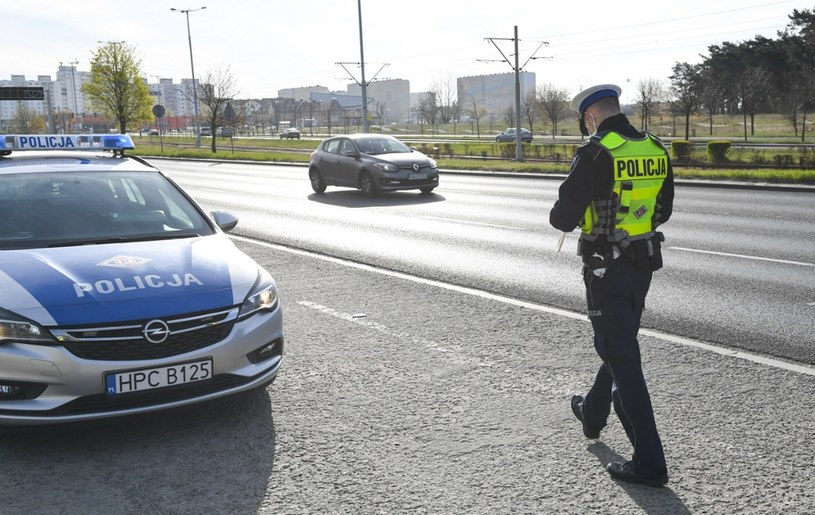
[[2, 0, 812, 101]]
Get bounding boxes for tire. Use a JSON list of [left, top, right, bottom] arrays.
[[309, 168, 326, 194], [419, 187, 435, 194], [360, 171, 377, 197]]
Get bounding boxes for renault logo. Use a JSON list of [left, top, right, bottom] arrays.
[[143, 319, 170, 344], [412, 163, 420, 172]]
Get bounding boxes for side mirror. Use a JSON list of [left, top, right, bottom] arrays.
[[211, 210, 239, 232]]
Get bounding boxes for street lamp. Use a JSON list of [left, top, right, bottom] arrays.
[[60, 60, 79, 133], [171, 6, 206, 146]]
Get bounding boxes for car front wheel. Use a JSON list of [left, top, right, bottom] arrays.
[[309, 168, 327, 194], [360, 171, 377, 197], [419, 187, 435, 194]]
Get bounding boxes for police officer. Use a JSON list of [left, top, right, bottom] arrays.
[[549, 84, 674, 487]]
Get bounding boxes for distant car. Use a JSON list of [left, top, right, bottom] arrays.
[[199, 126, 211, 137], [147, 129, 159, 136], [0, 133, 283, 425], [218, 127, 234, 137], [496, 127, 533, 143], [279, 128, 300, 139], [308, 134, 439, 196]]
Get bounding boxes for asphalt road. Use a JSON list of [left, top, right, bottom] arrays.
[[3, 237, 813, 514], [161, 160, 815, 366]]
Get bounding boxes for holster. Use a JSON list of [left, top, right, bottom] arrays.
[[628, 232, 664, 271]]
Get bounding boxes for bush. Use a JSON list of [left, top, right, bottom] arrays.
[[671, 140, 693, 161], [707, 141, 731, 163], [773, 154, 794, 168], [499, 143, 514, 159]]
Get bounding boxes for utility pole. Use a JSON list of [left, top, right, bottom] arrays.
[[337, 62, 389, 131], [483, 26, 549, 161], [357, 0, 368, 132]]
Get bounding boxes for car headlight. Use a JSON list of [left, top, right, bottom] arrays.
[[238, 268, 279, 320], [0, 309, 55, 344], [428, 159, 438, 169], [373, 162, 398, 173]]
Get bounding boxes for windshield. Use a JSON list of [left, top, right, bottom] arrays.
[[356, 137, 411, 155], [0, 170, 214, 249]]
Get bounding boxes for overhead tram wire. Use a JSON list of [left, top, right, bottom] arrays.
[[530, 0, 801, 41]]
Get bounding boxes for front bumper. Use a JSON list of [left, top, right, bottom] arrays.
[[376, 172, 439, 192], [0, 306, 283, 425]]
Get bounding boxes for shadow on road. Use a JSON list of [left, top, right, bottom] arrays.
[[0, 388, 275, 514], [587, 442, 691, 515], [307, 190, 445, 208]]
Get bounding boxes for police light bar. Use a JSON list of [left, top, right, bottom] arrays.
[[0, 134, 135, 152]]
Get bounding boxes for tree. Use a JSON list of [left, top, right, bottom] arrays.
[[198, 66, 239, 153], [699, 64, 722, 136], [536, 84, 570, 139], [522, 89, 538, 134], [502, 106, 515, 127], [10, 103, 46, 133], [82, 42, 152, 134], [430, 76, 457, 128], [466, 96, 487, 138], [418, 92, 438, 134], [669, 62, 703, 139], [783, 9, 815, 140], [633, 79, 664, 131]]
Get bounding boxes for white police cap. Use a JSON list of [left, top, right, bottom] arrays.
[[570, 84, 622, 115]]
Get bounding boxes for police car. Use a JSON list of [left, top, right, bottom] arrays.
[[0, 134, 283, 425]]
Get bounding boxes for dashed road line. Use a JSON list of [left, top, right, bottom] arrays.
[[423, 216, 526, 230]]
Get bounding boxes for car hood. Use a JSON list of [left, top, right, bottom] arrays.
[[0, 235, 259, 326], [371, 151, 433, 167]]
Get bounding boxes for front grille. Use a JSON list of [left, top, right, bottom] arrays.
[[398, 163, 434, 173], [51, 307, 239, 361]]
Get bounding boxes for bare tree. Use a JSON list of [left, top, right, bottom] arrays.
[[537, 83, 570, 139], [502, 106, 515, 127], [198, 66, 239, 153], [430, 76, 457, 127], [522, 89, 538, 133], [634, 78, 665, 131], [466, 96, 487, 138], [418, 92, 438, 134]]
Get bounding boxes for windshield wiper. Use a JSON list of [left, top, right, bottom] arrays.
[[47, 232, 202, 248]]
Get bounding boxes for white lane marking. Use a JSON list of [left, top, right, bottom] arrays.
[[297, 300, 494, 368], [297, 301, 451, 354], [234, 236, 815, 377], [423, 216, 526, 230], [670, 246, 814, 267]]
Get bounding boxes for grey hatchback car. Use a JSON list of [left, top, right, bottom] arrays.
[[308, 134, 439, 196], [495, 127, 533, 143]]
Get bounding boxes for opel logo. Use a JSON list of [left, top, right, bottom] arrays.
[[412, 163, 420, 172], [143, 319, 170, 344]]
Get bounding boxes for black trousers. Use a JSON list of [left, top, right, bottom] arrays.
[[581, 257, 667, 473]]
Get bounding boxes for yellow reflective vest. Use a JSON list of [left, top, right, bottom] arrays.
[[579, 131, 668, 245]]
